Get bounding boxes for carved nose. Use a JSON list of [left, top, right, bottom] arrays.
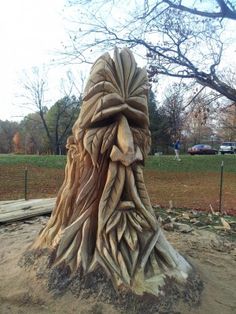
[[117, 114, 134, 155], [110, 115, 143, 166]]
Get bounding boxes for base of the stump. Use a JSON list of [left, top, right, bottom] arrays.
[[19, 249, 203, 314]]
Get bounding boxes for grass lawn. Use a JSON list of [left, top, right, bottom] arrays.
[[1, 153, 235, 172], [0, 154, 67, 169], [146, 154, 236, 173], [0, 154, 235, 214]]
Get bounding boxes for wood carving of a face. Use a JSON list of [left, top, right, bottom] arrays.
[[32, 48, 192, 292], [73, 47, 151, 165], [65, 48, 157, 279]]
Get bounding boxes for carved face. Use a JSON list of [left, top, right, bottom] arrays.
[[70, 49, 155, 264], [73, 48, 151, 167]]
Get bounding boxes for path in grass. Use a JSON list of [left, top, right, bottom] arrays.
[[0, 154, 235, 213]]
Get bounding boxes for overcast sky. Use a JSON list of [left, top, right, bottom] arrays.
[[0, 0, 69, 121]]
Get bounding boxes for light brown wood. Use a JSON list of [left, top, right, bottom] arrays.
[[31, 48, 192, 296]]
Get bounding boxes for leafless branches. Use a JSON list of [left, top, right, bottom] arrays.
[[63, 0, 236, 102], [162, 0, 236, 21], [19, 67, 52, 143]]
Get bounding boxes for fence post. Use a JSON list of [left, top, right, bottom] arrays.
[[24, 168, 28, 201], [219, 161, 224, 213]]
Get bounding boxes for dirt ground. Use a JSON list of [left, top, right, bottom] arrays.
[[0, 215, 235, 314], [145, 171, 236, 215]]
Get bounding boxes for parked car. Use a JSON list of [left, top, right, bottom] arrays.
[[219, 142, 236, 154], [188, 144, 218, 155]]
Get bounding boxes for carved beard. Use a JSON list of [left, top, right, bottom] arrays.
[[96, 163, 159, 283]]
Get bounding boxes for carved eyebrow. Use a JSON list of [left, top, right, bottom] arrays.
[[78, 48, 149, 130], [90, 103, 149, 126]]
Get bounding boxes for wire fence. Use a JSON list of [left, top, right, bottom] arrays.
[[0, 160, 235, 215], [0, 165, 64, 201]]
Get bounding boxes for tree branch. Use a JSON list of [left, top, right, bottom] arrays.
[[163, 0, 236, 20]]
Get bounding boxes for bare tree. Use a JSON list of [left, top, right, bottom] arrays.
[[218, 102, 236, 140], [161, 83, 185, 139], [63, 0, 236, 102], [19, 67, 82, 154], [20, 67, 53, 148], [183, 93, 216, 145]]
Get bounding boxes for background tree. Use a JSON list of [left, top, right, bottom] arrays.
[[20, 112, 48, 154], [19, 67, 54, 149], [12, 132, 22, 154], [161, 0, 236, 20], [218, 102, 236, 140], [46, 95, 81, 154], [19, 67, 82, 154], [148, 88, 181, 154], [161, 83, 185, 139], [148, 82, 192, 153], [148, 89, 160, 153], [0, 120, 19, 153], [180, 87, 224, 149], [64, 0, 236, 102]]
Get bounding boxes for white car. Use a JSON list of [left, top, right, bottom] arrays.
[[219, 142, 236, 154]]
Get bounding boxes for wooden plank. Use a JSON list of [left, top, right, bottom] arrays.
[[0, 198, 55, 214], [0, 199, 26, 206], [0, 198, 56, 223], [0, 207, 52, 223]]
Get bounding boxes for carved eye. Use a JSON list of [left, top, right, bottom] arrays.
[[89, 116, 116, 129], [128, 118, 144, 128]]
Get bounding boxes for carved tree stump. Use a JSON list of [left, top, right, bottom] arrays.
[[29, 48, 196, 299]]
